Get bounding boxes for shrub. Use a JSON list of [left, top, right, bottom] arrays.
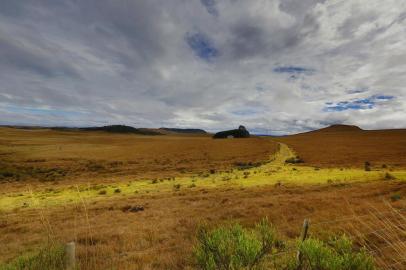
[[384, 172, 396, 180], [391, 194, 401, 201], [0, 244, 65, 270], [364, 161, 371, 171], [98, 190, 107, 195], [173, 184, 181, 191], [290, 235, 376, 270], [194, 218, 279, 270], [114, 188, 121, 193], [285, 157, 304, 164]]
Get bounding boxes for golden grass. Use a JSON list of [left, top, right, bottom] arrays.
[[2, 142, 404, 212], [1, 127, 405, 269], [277, 128, 406, 168], [0, 127, 276, 188], [1, 180, 405, 269]]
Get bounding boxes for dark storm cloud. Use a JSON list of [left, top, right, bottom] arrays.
[[0, 0, 405, 133]]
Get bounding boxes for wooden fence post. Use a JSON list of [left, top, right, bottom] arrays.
[[296, 219, 309, 270], [65, 241, 76, 270]]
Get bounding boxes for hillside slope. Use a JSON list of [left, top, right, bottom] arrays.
[[276, 125, 406, 168]]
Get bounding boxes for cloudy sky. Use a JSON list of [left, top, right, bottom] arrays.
[[0, 0, 405, 134]]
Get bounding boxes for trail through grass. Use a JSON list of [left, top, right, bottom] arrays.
[[1, 143, 405, 212]]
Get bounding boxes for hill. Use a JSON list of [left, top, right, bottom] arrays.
[[276, 126, 406, 168], [312, 124, 363, 133], [159, 128, 207, 134], [79, 125, 161, 135]]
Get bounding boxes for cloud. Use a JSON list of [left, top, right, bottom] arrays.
[[0, 0, 405, 134]]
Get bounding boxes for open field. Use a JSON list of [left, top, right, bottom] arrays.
[[276, 126, 406, 168], [0, 127, 276, 190], [0, 126, 405, 269]]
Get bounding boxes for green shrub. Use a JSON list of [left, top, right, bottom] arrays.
[[391, 194, 401, 201], [194, 218, 279, 270], [291, 235, 375, 270], [0, 244, 65, 270]]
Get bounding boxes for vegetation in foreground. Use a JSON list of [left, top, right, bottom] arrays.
[[0, 219, 377, 270], [195, 219, 375, 270], [0, 244, 65, 270]]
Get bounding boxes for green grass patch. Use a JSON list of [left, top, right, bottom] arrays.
[[0, 244, 65, 270]]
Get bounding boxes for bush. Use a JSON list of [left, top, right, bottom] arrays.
[[291, 235, 375, 270], [285, 157, 304, 164], [384, 172, 396, 180], [194, 220, 376, 270], [391, 194, 401, 201], [173, 184, 181, 191], [364, 161, 371, 171], [194, 218, 279, 270], [0, 244, 65, 270]]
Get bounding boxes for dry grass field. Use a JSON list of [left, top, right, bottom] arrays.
[[0, 127, 276, 190], [277, 125, 406, 168], [0, 126, 405, 269]]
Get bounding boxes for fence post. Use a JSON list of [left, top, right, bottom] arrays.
[[296, 219, 309, 270], [65, 241, 76, 270]]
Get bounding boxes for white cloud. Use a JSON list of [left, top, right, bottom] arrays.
[[0, 0, 405, 134]]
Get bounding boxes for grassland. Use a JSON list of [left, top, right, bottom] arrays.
[[0, 126, 405, 269], [277, 126, 406, 168], [0, 127, 276, 189]]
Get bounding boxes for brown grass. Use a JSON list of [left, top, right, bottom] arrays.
[[0, 127, 277, 187], [276, 128, 406, 168], [0, 180, 404, 269], [1, 126, 405, 269]]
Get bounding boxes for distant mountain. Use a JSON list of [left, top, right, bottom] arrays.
[[79, 125, 161, 135], [159, 127, 207, 134]]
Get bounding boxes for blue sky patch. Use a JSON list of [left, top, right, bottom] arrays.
[[186, 32, 219, 61], [347, 87, 368, 94], [231, 108, 259, 116], [374, 95, 394, 100], [6, 105, 84, 117], [200, 0, 218, 16], [324, 95, 395, 112], [273, 66, 314, 75]]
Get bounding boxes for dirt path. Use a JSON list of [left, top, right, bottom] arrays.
[[269, 142, 296, 165]]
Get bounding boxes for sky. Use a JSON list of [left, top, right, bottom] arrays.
[[0, 0, 405, 135]]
